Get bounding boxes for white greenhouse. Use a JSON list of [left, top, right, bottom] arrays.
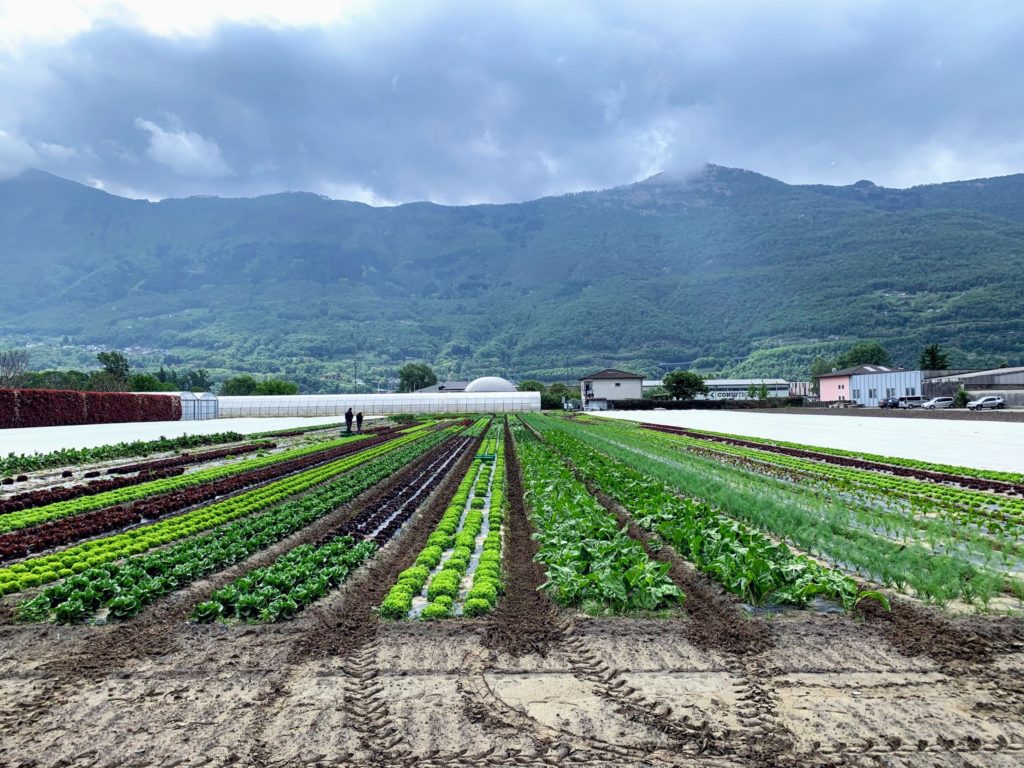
[[216, 391, 540, 418]]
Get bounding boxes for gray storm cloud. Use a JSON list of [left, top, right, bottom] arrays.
[[1, 0, 1023, 203]]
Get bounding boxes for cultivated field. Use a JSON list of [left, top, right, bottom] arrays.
[[0, 414, 1022, 768], [0, 416, 358, 457], [602, 410, 1024, 473]]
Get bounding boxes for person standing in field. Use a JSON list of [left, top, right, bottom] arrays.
[[356, 411, 364, 433], [345, 407, 354, 435]]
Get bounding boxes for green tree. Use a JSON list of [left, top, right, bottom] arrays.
[[547, 382, 574, 398], [130, 373, 176, 392], [256, 379, 299, 395], [746, 383, 759, 399], [517, 379, 546, 392], [181, 369, 213, 391], [219, 374, 259, 395], [96, 351, 130, 381], [954, 387, 970, 408], [540, 392, 563, 410], [663, 370, 708, 400], [87, 371, 128, 391], [834, 341, 893, 369], [918, 343, 949, 370], [398, 362, 437, 392]]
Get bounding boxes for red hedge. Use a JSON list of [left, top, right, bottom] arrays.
[[0, 389, 181, 429], [0, 390, 16, 429]]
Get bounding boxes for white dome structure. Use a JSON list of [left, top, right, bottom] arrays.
[[464, 376, 517, 393]]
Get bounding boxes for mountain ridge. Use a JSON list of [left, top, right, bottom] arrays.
[[1, 164, 1022, 390]]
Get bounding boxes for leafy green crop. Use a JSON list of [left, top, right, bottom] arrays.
[[0, 431, 249, 478], [513, 422, 682, 614], [529, 415, 887, 610], [14, 427, 459, 622], [193, 537, 375, 623]]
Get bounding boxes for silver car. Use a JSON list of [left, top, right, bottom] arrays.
[[922, 397, 954, 409], [967, 396, 1005, 410]]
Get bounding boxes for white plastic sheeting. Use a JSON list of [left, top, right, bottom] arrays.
[[178, 392, 198, 420], [217, 392, 540, 417], [178, 392, 219, 420], [599, 410, 1024, 473]]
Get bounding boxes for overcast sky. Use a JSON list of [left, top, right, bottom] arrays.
[[2, 1, 1023, 204]]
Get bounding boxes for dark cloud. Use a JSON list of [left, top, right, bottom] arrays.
[[2, 1, 1023, 203]]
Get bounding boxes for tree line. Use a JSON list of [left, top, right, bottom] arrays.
[[0, 350, 298, 395]]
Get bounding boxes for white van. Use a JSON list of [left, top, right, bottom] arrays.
[[898, 396, 924, 408]]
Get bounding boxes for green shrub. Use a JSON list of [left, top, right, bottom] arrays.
[[433, 595, 453, 608]]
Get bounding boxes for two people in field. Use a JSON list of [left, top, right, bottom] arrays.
[[344, 408, 364, 434]]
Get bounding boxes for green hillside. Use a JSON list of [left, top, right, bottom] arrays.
[[1, 165, 1022, 390]]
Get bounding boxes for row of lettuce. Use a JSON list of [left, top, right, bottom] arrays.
[[10, 424, 454, 620], [0, 420, 348, 479], [379, 422, 505, 620]]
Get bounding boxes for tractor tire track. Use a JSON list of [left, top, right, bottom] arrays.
[[4, 432, 465, 737], [241, 431, 482, 767]]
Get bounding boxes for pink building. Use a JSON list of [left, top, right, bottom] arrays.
[[816, 364, 900, 402], [817, 370, 852, 401]]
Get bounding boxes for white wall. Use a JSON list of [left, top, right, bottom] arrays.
[[216, 392, 540, 417], [581, 378, 643, 401]]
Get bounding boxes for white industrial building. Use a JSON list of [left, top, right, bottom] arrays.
[[701, 379, 790, 400], [925, 366, 1024, 407], [579, 369, 644, 410], [183, 376, 538, 419]]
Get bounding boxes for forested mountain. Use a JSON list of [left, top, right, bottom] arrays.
[[1, 165, 1022, 390]]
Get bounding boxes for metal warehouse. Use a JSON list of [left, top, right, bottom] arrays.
[[850, 368, 923, 406], [816, 365, 922, 406]]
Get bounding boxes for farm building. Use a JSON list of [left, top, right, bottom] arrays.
[[851, 368, 923, 405], [216, 391, 535, 418], [701, 379, 790, 400], [579, 369, 644, 410], [816, 365, 922, 406], [925, 366, 1024, 406]]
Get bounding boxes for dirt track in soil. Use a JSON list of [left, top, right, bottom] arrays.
[[1, 424, 1024, 767]]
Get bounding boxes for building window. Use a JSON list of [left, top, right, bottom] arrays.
[[852, 389, 860, 399], [886, 388, 895, 397], [869, 388, 877, 399], [905, 387, 916, 396]]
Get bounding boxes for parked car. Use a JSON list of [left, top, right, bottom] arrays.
[[967, 396, 1005, 410], [898, 396, 924, 408], [878, 397, 899, 409], [921, 397, 955, 409]]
